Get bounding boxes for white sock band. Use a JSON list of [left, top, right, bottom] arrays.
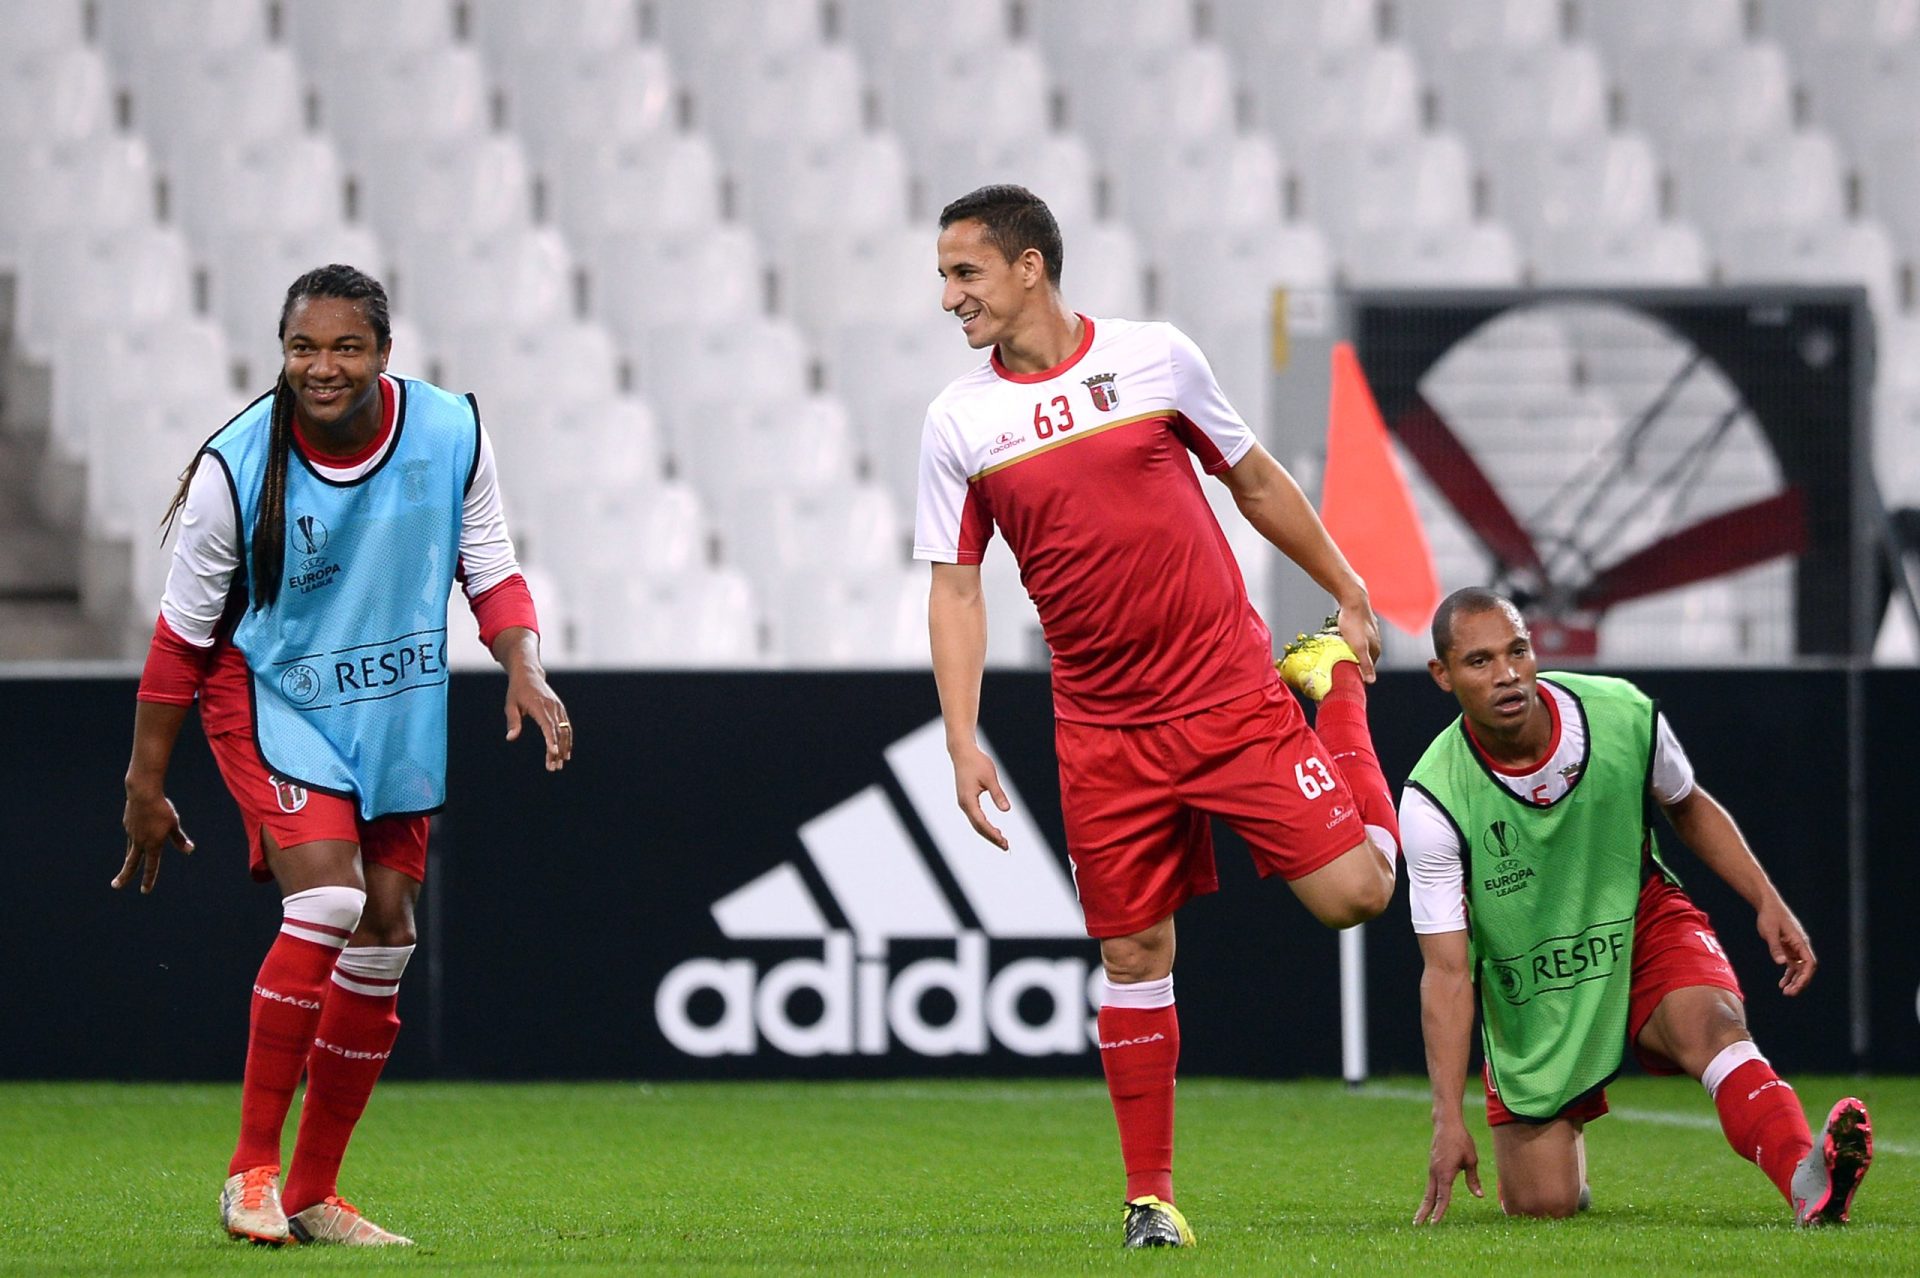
[[1101, 973, 1174, 1009], [280, 885, 366, 950], [1366, 823, 1399, 866], [332, 944, 414, 997], [1701, 1039, 1767, 1099]]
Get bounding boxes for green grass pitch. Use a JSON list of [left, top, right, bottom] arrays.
[[4, 1076, 1913, 1275]]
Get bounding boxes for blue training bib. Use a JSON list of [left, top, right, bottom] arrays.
[[209, 378, 480, 819]]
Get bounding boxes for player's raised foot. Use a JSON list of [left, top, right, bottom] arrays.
[[1277, 614, 1357, 703], [219, 1165, 288, 1245], [287, 1196, 414, 1246], [1792, 1097, 1873, 1226], [1577, 1182, 1592, 1212], [1123, 1195, 1195, 1248]]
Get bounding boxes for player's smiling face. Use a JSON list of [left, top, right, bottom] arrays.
[[1430, 604, 1542, 739], [281, 295, 390, 435], [937, 218, 1037, 350]]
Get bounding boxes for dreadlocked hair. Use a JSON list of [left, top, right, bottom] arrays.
[[160, 264, 391, 611]]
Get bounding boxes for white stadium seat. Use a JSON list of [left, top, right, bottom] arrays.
[[285, 0, 459, 80], [721, 483, 905, 594], [204, 222, 388, 389], [590, 224, 768, 380], [1531, 221, 1711, 284], [359, 135, 536, 259], [1489, 132, 1662, 245], [51, 318, 233, 487], [469, 0, 643, 63], [927, 131, 1099, 231], [888, 44, 1051, 196], [782, 224, 931, 345], [173, 134, 350, 243], [1618, 42, 1795, 146], [654, 0, 824, 87], [552, 133, 724, 247], [1255, 43, 1423, 149], [1439, 43, 1608, 146], [766, 567, 926, 667], [1581, 0, 1748, 55], [1, 133, 157, 269], [1066, 44, 1236, 156], [1671, 131, 1847, 239], [502, 43, 677, 155], [1112, 134, 1286, 255], [1341, 222, 1524, 287], [825, 316, 984, 508], [308, 46, 490, 162], [401, 226, 575, 341], [95, 0, 270, 79], [1300, 132, 1476, 254], [1804, 44, 1920, 152], [702, 42, 865, 171], [1030, 0, 1200, 84], [1402, 0, 1561, 58], [15, 224, 194, 365], [684, 392, 860, 517], [1758, 0, 1920, 50], [1048, 220, 1147, 321], [125, 44, 304, 169], [575, 567, 763, 666], [847, 0, 1011, 117], [637, 314, 813, 462], [1719, 220, 1903, 326], [740, 133, 911, 266], [1213, 0, 1379, 57], [1866, 139, 1920, 257]]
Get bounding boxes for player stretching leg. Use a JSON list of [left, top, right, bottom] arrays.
[[1405, 589, 1871, 1227], [916, 187, 1400, 1248], [116, 266, 573, 1246]]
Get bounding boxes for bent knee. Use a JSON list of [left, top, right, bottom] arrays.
[[1501, 1185, 1582, 1219], [1311, 864, 1394, 929]]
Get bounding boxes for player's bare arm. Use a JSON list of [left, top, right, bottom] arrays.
[[1217, 443, 1379, 679], [1414, 927, 1484, 1224], [116, 700, 197, 895], [1660, 784, 1816, 995], [494, 625, 572, 772], [927, 561, 1009, 850]]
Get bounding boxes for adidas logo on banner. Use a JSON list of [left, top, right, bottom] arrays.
[[655, 720, 1098, 1059]]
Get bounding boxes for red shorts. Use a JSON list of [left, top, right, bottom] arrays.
[[205, 728, 431, 884], [1485, 875, 1744, 1126], [1055, 681, 1368, 938]]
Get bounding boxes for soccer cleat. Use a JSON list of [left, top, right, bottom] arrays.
[[1123, 1195, 1195, 1248], [219, 1165, 288, 1245], [287, 1196, 414, 1246], [1792, 1097, 1873, 1226], [1276, 614, 1357, 703]]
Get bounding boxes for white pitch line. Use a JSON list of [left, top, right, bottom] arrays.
[[1354, 1084, 1913, 1156]]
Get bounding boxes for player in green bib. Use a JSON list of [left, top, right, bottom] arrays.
[[1405, 589, 1871, 1227]]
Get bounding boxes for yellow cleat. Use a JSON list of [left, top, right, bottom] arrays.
[[1276, 613, 1357, 702], [1123, 1195, 1196, 1248]]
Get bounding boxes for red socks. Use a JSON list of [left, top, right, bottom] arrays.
[[1314, 662, 1400, 859], [1712, 1055, 1813, 1202], [228, 886, 364, 1175], [1098, 976, 1179, 1203], [283, 945, 412, 1213]]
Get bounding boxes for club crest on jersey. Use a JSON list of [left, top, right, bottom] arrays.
[[1082, 372, 1119, 411], [269, 775, 309, 814]]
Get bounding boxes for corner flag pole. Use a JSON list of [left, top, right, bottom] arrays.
[[1340, 924, 1367, 1088]]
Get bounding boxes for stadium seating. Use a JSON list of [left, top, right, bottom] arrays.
[[7, 0, 1918, 665]]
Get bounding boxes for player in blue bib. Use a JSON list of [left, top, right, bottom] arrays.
[[117, 266, 573, 1247]]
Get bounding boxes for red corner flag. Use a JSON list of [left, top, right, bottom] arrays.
[[1320, 341, 1440, 636]]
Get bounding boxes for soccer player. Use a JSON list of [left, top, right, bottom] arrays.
[[915, 186, 1400, 1248], [1405, 587, 1872, 1227], [115, 265, 572, 1247]]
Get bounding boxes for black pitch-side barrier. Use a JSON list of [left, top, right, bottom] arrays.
[[6, 669, 1912, 1080]]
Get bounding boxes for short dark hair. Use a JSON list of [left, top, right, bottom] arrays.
[[1431, 586, 1522, 661], [938, 184, 1064, 285], [279, 263, 391, 347]]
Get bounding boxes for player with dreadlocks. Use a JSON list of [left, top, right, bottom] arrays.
[[115, 265, 572, 1247]]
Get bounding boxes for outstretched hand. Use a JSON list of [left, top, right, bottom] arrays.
[[1337, 597, 1382, 682], [1413, 1121, 1483, 1225], [951, 743, 1010, 851], [505, 666, 573, 772], [1757, 898, 1816, 995], [115, 789, 194, 895]]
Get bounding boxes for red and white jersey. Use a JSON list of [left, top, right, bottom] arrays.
[[914, 315, 1276, 725], [1401, 679, 1697, 935]]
